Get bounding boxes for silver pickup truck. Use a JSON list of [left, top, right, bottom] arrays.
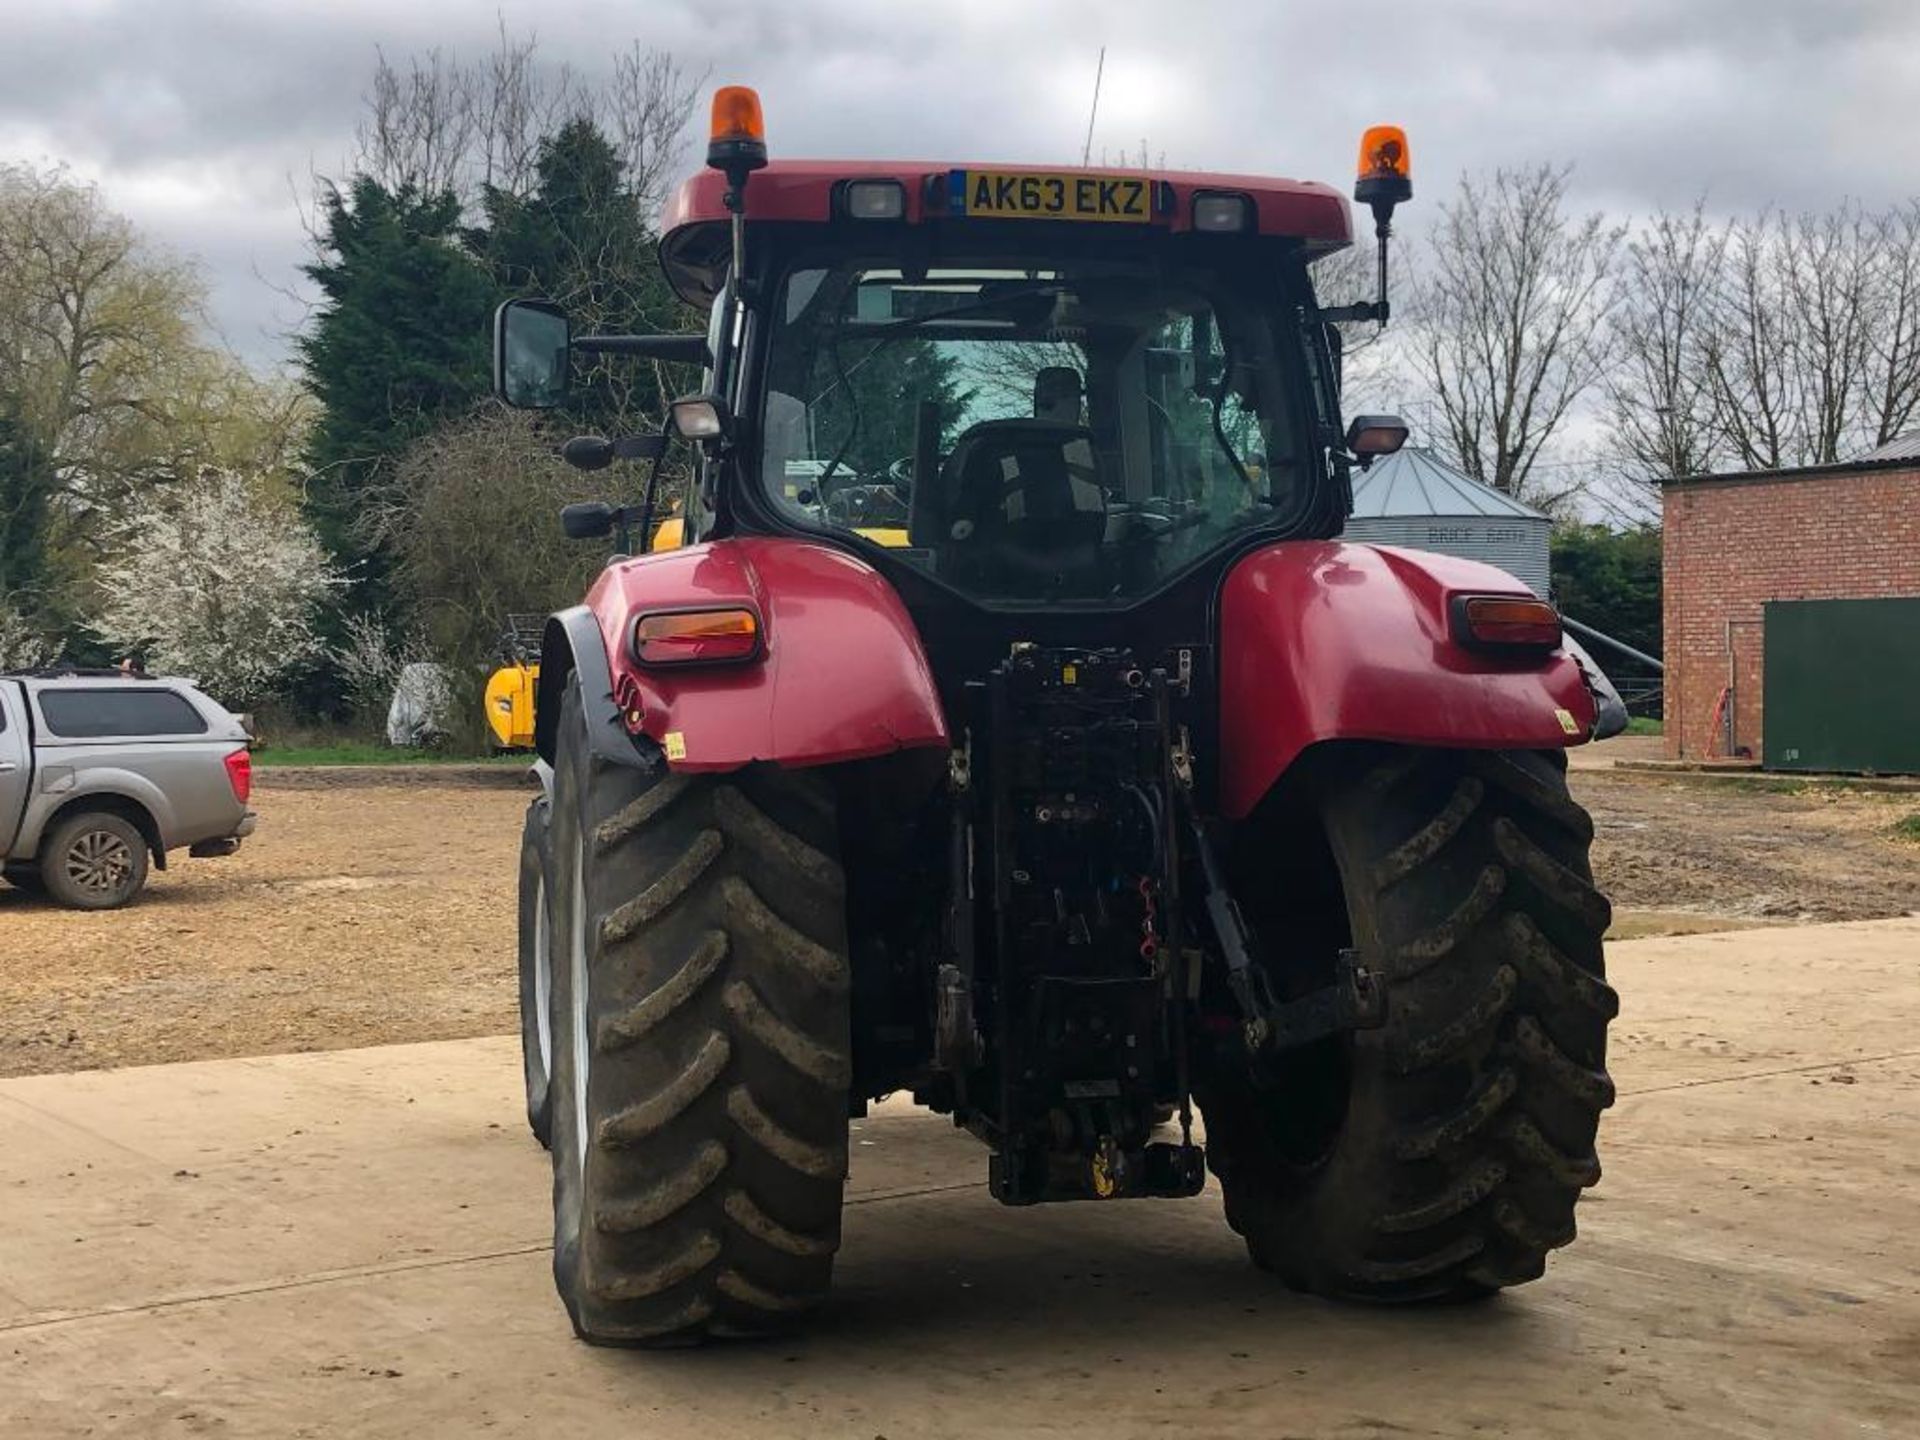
[[0, 671, 257, 909]]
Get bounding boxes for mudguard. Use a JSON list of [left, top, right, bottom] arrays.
[[1216, 541, 1601, 819], [14, 768, 176, 859], [536, 536, 949, 772]]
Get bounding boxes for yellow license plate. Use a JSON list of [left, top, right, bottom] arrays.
[[949, 169, 1158, 224]]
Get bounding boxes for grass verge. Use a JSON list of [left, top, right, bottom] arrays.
[[251, 743, 525, 768]]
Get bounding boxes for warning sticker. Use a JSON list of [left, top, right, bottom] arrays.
[[1554, 708, 1580, 736], [664, 731, 688, 761]]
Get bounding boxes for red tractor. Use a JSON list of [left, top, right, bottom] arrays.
[[501, 87, 1623, 1346]]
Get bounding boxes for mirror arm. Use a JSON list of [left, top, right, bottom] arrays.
[[635, 447, 671, 556], [615, 433, 669, 461], [1319, 301, 1387, 325], [573, 334, 712, 364], [1372, 207, 1392, 328]]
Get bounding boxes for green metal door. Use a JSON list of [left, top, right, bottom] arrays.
[[1763, 596, 1920, 773]]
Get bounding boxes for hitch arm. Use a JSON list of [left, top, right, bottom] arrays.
[[1189, 817, 1387, 1055]]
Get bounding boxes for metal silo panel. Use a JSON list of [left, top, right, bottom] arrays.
[[1342, 517, 1552, 596]]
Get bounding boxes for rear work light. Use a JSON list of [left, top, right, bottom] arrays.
[[1191, 191, 1253, 232], [1454, 595, 1563, 650], [633, 608, 762, 666], [842, 179, 907, 220], [223, 746, 252, 805]]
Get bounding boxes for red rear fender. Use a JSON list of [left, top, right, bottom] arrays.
[[1216, 541, 1597, 818], [583, 537, 949, 771]]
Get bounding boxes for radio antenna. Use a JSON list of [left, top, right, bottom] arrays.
[[1081, 47, 1105, 166]]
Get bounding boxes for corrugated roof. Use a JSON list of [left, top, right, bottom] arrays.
[[1348, 447, 1549, 520], [1859, 431, 1920, 462]]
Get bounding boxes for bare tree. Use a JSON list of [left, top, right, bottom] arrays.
[[1857, 201, 1920, 448], [349, 27, 699, 218], [1410, 164, 1623, 510], [1780, 204, 1876, 463], [1694, 214, 1796, 470], [1660, 203, 1920, 471], [603, 46, 705, 216], [362, 408, 684, 734], [355, 47, 477, 199], [1605, 203, 1726, 489]]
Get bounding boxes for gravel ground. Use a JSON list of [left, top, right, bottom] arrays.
[[1, 761, 1914, 1078]]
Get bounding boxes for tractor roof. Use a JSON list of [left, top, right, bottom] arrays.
[[659, 159, 1353, 303]]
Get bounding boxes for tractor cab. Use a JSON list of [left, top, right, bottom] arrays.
[[497, 95, 1415, 617]]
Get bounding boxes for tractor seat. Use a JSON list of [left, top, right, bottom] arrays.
[[940, 420, 1107, 594]]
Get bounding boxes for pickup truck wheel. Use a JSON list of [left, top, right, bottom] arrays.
[[518, 795, 556, 1148], [41, 812, 150, 911], [545, 676, 852, 1345], [1199, 748, 1616, 1302]]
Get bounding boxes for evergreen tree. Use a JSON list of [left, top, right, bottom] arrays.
[[471, 119, 692, 430], [298, 177, 498, 600], [0, 406, 55, 614], [1549, 523, 1662, 656]]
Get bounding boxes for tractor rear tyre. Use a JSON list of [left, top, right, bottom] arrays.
[[517, 794, 556, 1148], [1200, 747, 1617, 1302], [546, 676, 852, 1344]]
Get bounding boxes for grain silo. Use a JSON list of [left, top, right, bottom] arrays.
[[1343, 447, 1552, 596]]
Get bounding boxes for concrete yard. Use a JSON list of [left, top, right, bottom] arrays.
[[3, 917, 1917, 1438]]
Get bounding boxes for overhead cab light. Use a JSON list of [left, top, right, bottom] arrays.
[[707, 86, 768, 173], [843, 179, 907, 220], [1355, 124, 1412, 208], [1454, 595, 1562, 650], [633, 608, 762, 667], [1192, 191, 1253, 233]]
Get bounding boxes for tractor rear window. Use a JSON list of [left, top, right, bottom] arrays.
[[37, 688, 208, 738], [760, 260, 1311, 603]]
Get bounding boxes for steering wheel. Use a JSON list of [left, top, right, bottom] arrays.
[[1118, 500, 1209, 538], [825, 482, 910, 528]]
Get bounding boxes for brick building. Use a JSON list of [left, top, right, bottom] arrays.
[[1661, 448, 1920, 762]]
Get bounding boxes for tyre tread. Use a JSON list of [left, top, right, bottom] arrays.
[[547, 712, 852, 1345], [1202, 746, 1615, 1304]]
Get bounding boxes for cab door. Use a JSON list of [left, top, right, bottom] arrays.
[[0, 684, 30, 852]]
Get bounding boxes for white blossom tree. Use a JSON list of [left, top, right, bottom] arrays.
[[94, 470, 341, 707], [0, 602, 57, 670]]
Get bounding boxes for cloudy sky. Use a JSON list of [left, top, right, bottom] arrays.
[[2, 0, 1916, 370]]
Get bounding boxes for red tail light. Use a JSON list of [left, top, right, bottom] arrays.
[[633, 608, 762, 666], [1454, 595, 1562, 649], [224, 747, 253, 805]]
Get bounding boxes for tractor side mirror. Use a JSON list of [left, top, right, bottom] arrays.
[[1345, 414, 1409, 462], [560, 501, 616, 540], [494, 299, 571, 409]]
